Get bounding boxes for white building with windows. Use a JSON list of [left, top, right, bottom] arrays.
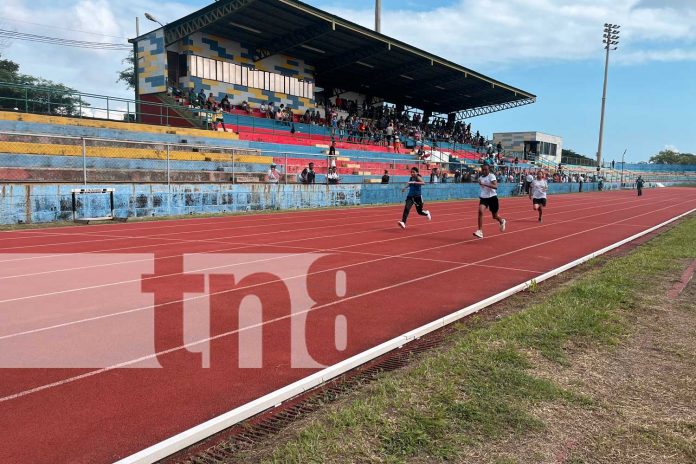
[[493, 132, 563, 164]]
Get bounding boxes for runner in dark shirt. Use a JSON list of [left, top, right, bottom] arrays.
[[398, 167, 431, 229]]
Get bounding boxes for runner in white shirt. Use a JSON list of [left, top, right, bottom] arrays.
[[529, 170, 548, 223], [473, 163, 506, 239]]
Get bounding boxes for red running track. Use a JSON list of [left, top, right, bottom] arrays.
[[0, 188, 694, 463]]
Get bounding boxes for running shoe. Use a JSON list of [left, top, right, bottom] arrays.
[[538, 217, 542, 223], [499, 218, 507, 232], [473, 230, 484, 239], [398, 221, 406, 229], [425, 210, 432, 221]]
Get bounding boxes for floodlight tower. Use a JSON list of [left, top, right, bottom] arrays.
[[375, 0, 381, 33], [596, 23, 620, 171]]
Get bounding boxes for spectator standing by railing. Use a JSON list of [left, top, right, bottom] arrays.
[[327, 166, 340, 184], [381, 170, 390, 184], [266, 164, 281, 183], [213, 107, 226, 132], [298, 162, 316, 184]]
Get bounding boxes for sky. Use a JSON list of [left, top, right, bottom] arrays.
[[0, 0, 695, 162]]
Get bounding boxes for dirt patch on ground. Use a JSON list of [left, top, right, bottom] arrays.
[[457, 274, 696, 464]]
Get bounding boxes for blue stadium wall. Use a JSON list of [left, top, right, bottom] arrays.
[[0, 182, 624, 225]]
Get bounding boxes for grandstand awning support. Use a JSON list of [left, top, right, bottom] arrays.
[[164, 0, 256, 46], [453, 98, 536, 119], [253, 23, 333, 61]]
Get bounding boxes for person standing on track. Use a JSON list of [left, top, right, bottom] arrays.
[[398, 167, 431, 229], [529, 170, 548, 223], [636, 176, 645, 196], [473, 163, 506, 239]]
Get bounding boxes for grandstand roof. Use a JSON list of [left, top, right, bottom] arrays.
[[135, 0, 536, 116]]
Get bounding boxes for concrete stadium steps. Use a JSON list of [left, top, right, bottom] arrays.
[[0, 166, 267, 183], [0, 111, 239, 141], [0, 119, 248, 148], [237, 130, 402, 156], [0, 153, 274, 173], [0, 139, 269, 164]]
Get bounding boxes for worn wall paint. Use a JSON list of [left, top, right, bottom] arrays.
[[0, 182, 637, 225]]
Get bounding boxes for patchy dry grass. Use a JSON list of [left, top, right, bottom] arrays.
[[213, 217, 696, 464]]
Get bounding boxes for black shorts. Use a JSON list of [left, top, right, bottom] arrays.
[[479, 196, 499, 214], [532, 198, 547, 207]]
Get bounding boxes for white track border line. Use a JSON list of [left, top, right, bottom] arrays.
[[116, 207, 695, 464]]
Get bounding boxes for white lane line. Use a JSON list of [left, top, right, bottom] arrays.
[[0, 195, 671, 302], [0, 194, 667, 279], [114, 205, 696, 464], [2, 203, 693, 406]]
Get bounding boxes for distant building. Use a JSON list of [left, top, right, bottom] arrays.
[[493, 132, 562, 163]]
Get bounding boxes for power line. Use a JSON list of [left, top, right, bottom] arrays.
[[0, 29, 130, 50], [0, 16, 130, 40]]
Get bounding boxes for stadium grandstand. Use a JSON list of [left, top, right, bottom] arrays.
[[2, 2, 696, 464], [0, 0, 693, 225]]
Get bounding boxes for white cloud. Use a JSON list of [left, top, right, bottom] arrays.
[[1, 0, 694, 103], [317, 0, 696, 69], [0, 0, 199, 99]]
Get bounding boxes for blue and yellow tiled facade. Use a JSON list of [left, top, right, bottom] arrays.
[[137, 30, 167, 94], [170, 32, 317, 113]]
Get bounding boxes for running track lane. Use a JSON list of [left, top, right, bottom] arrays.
[[0, 188, 694, 463]]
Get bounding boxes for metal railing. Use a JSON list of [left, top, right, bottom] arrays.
[[0, 81, 212, 127]]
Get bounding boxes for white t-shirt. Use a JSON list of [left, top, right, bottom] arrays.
[[479, 173, 497, 198], [525, 174, 534, 183], [530, 179, 548, 199], [267, 169, 280, 183]]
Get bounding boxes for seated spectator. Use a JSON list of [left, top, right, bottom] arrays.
[[241, 100, 251, 114], [454, 169, 462, 183], [260, 102, 268, 116], [430, 167, 439, 183], [267, 101, 275, 119], [187, 88, 197, 107], [220, 94, 231, 112], [298, 162, 316, 184], [381, 169, 390, 184], [266, 164, 281, 183], [197, 89, 206, 108], [326, 166, 340, 184], [206, 92, 216, 110]]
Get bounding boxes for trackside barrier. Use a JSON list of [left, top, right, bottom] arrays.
[[115, 207, 696, 464]]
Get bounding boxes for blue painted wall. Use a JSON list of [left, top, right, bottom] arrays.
[[0, 181, 634, 225]]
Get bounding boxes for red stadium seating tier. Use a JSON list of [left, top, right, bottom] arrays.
[[236, 128, 402, 154]]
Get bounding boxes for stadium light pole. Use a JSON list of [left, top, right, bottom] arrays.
[[596, 23, 620, 172], [375, 0, 381, 33]]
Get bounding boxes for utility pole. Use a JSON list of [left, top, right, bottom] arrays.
[[596, 23, 620, 172]]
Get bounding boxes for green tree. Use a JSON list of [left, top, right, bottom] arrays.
[[648, 149, 696, 165], [0, 53, 87, 116], [117, 50, 135, 90]]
